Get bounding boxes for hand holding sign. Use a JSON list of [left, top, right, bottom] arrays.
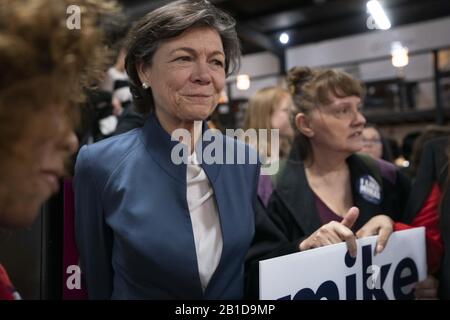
[[414, 274, 439, 299], [299, 207, 359, 257], [356, 214, 394, 254], [260, 228, 427, 300]]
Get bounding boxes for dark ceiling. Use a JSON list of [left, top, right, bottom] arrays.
[[119, 0, 450, 55]]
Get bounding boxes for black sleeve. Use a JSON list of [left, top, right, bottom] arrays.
[[244, 194, 305, 299], [393, 169, 412, 222], [114, 109, 145, 135], [403, 138, 445, 224]]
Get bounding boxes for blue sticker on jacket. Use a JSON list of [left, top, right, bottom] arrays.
[[358, 175, 381, 204]]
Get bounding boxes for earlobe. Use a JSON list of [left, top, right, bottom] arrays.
[[295, 113, 314, 138], [137, 62, 151, 87]]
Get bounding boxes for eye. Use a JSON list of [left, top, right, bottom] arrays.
[[211, 59, 224, 68], [174, 56, 192, 62], [338, 107, 350, 114]]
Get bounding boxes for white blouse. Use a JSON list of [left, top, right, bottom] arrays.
[[186, 151, 223, 291]]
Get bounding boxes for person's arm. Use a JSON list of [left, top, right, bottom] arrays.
[[74, 145, 114, 299], [390, 143, 444, 299], [393, 169, 412, 221], [245, 166, 295, 299], [395, 139, 444, 275], [394, 183, 443, 274]]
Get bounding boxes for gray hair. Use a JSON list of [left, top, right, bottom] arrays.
[[125, 0, 241, 116]]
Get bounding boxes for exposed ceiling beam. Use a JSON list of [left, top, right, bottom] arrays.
[[236, 24, 284, 56], [124, 0, 173, 19], [266, 0, 450, 46]]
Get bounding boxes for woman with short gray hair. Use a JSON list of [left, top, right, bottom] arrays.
[[74, 0, 262, 299], [125, 0, 240, 116]]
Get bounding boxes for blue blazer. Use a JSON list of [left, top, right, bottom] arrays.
[[74, 114, 260, 299]]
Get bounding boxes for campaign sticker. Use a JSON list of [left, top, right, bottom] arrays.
[[358, 175, 381, 204]]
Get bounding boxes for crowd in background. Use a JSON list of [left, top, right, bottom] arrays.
[[1, 0, 450, 300]]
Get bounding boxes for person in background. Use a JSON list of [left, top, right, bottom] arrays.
[[0, 0, 117, 299], [242, 86, 294, 206], [361, 124, 394, 163], [409, 125, 450, 179], [77, 12, 132, 144], [246, 67, 435, 299], [74, 0, 261, 299], [399, 130, 422, 179], [102, 37, 147, 137], [402, 136, 450, 298]]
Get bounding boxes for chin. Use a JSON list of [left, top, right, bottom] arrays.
[[187, 108, 215, 121], [0, 196, 45, 229], [0, 209, 40, 229], [352, 142, 364, 152]]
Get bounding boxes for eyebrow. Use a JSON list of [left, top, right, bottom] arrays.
[[169, 47, 225, 57], [332, 101, 362, 107]]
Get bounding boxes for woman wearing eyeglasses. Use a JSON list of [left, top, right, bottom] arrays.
[[246, 67, 437, 299], [264, 67, 410, 254], [361, 124, 394, 163]]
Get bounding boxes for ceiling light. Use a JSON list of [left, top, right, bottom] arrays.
[[391, 42, 409, 68], [279, 32, 289, 45], [236, 74, 250, 90], [367, 0, 391, 30]]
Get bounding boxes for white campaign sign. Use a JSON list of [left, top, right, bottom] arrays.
[[260, 228, 426, 300]]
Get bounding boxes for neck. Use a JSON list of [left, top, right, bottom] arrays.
[[155, 109, 202, 153], [306, 144, 350, 175], [114, 63, 125, 73]]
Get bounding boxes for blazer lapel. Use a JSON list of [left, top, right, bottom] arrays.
[[140, 114, 187, 184], [348, 155, 381, 230], [277, 160, 322, 236]]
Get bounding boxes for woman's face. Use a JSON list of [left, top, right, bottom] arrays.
[[0, 109, 78, 228], [361, 127, 383, 159], [308, 95, 366, 155], [139, 26, 226, 130], [271, 95, 294, 139]]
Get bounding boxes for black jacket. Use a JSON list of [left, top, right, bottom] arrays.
[[245, 153, 411, 298], [403, 137, 450, 298]]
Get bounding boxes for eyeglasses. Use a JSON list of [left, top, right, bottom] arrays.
[[320, 104, 364, 121]]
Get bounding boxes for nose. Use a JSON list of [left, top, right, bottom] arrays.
[[63, 130, 79, 155], [352, 109, 366, 127], [191, 60, 212, 85]]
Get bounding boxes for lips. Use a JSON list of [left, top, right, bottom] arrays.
[[349, 131, 362, 138], [185, 94, 212, 98]]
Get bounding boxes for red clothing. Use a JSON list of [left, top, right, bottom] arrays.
[[0, 264, 18, 300], [394, 183, 443, 274]]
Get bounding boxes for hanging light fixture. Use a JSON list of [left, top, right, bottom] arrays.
[[236, 74, 250, 90], [367, 0, 391, 30], [391, 41, 409, 68], [279, 32, 289, 45]]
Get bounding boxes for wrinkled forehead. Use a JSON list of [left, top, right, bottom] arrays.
[[158, 26, 225, 56], [327, 95, 361, 106], [314, 95, 358, 113]]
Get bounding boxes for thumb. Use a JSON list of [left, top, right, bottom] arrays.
[[341, 207, 359, 229]]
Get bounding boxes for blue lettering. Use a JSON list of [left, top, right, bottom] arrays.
[[293, 281, 339, 300], [393, 258, 418, 300]]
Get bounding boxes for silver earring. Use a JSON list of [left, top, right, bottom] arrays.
[[142, 82, 149, 89]]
